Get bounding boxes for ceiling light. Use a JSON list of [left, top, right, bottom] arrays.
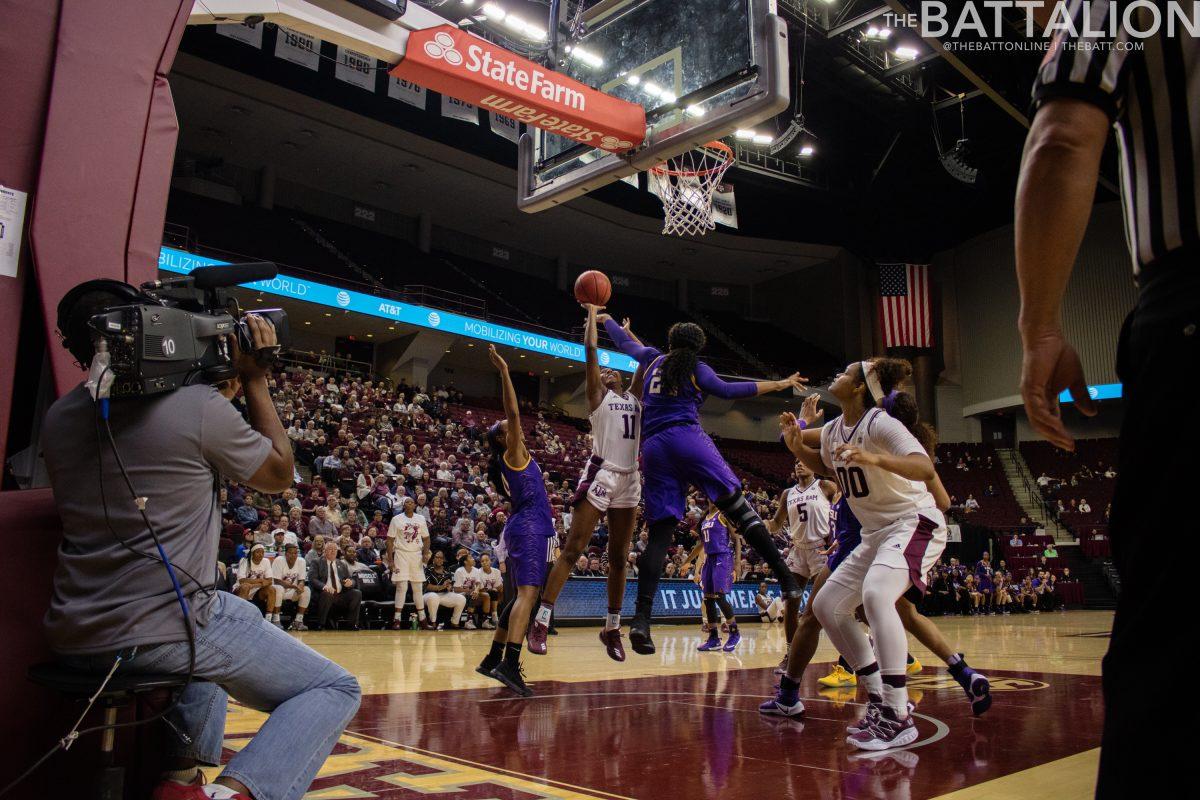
[[503, 14, 526, 32], [800, 145, 814, 156], [643, 82, 663, 97], [895, 46, 919, 60], [879, 28, 893, 38], [752, 134, 774, 145], [661, 91, 677, 104], [569, 47, 603, 68], [686, 105, 705, 118], [525, 25, 547, 40], [867, 26, 879, 36], [627, 74, 641, 85], [324, 312, 332, 317], [481, 3, 505, 21], [462, 0, 475, 6], [366, 334, 374, 338], [304, 321, 311, 325], [735, 129, 755, 140]]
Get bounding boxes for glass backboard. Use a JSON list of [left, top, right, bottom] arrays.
[[518, 0, 788, 213]]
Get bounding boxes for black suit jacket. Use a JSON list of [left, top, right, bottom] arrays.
[[308, 557, 354, 593]]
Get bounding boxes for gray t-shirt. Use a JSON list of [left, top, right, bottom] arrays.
[[42, 384, 272, 654]]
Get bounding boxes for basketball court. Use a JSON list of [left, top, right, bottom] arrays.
[[199, 612, 1110, 799]]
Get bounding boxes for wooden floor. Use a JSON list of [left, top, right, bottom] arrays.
[[204, 611, 1112, 799]]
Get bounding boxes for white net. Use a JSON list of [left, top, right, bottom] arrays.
[[649, 143, 734, 237]]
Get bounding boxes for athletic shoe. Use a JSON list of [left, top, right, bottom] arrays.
[[759, 694, 805, 717], [389, 619, 403, 631], [847, 705, 919, 751], [421, 618, 438, 631], [598, 628, 626, 662], [463, 619, 477, 630], [288, 619, 307, 632], [722, 629, 741, 652], [272, 618, 285, 629], [773, 654, 788, 676], [818, 664, 857, 688], [152, 774, 251, 800], [906, 656, 923, 675], [697, 634, 723, 652], [526, 620, 549, 655], [482, 619, 496, 630], [475, 662, 504, 684], [489, 661, 533, 697], [629, 612, 655, 655], [846, 701, 881, 735], [966, 671, 992, 716]]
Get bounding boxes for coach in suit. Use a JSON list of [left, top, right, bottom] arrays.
[[308, 541, 362, 630]]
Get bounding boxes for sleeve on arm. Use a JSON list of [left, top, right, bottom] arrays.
[[200, 389, 274, 482], [694, 362, 758, 400], [602, 318, 660, 364], [872, 413, 928, 458], [1031, 0, 1132, 121]]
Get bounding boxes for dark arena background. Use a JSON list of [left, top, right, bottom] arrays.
[[4, 1, 1168, 799]]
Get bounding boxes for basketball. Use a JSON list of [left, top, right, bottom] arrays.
[[574, 270, 612, 307]]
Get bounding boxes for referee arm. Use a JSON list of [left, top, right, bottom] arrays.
[[1015, 97, 1106, 451]]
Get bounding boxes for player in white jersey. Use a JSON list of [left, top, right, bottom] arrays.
[[768, 462, 836, 646], [782, 358, 947, 751], [386, 497, 433, 630], [530, 304, 644, 661]]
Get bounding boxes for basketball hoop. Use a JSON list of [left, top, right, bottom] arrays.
[[649, 141, 735, 237]]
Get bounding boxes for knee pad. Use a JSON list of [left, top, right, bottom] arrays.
[[714, 492, 760, 532]]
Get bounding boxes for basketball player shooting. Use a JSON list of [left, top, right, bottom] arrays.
[[600, 313, 806, 655], [528, 303, 644, 661]]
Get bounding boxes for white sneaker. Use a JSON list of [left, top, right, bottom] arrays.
[[847, 706, 919, 751], [482, 619, 496, 629], [464, 619, 477, 630]]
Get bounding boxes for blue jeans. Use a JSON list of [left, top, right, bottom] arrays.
[[59, 591, 361, 800]]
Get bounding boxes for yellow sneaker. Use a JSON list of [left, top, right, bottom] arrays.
[[906, 657, 923, 675], [818, 664, 857, 688]]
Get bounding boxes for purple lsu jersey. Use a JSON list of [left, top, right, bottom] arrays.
[[700, 511, 733, 555], [499, 455, 555, 539], [827, 497, 863, 572], [641, 355, 709, 438]]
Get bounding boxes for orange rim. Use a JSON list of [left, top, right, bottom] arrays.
[[650, 140, 735, 177]]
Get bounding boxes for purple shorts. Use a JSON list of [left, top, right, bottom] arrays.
[[506, 533, 551, 588], [641, 425, 741, 524], [701, 551, 734, 595]]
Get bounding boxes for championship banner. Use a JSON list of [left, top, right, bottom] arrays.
[[215, 22, 263, 48], [489, 112, 520, 143], [388, 76, 426, 110], [334, 46, 377, 91], [441, 95, 479, 125], [390, 25, 645, 153], [275, 26, 321, 71], [711, 183, 739, 229]]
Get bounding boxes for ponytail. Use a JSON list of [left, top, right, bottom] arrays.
[[864, 357, 938, 456], [486, 422, 509, 499], [660, 322, 706, 396]]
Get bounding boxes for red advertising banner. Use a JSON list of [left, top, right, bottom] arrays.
[[390, 26, 646, 153]]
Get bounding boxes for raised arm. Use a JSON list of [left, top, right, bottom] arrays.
[[779, 411, 829, 478], [488, 345, 529, 466], [695, 362, 806, 400], [765, 489, 790, 535], [583, 304, 606, 413], [602, 316, 659, 364]]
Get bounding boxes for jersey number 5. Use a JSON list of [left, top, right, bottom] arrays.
[[836, 466, 870, 498]]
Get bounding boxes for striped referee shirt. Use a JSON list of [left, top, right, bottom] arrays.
[[1032, 0, 1199, 276]]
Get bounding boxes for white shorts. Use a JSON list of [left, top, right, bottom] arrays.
[[282, 586, 311, 606], [574, 460, 641, 512], [390, 549, 426, 583], [826, 508, 947, 597], [786, 545, 826, 578]]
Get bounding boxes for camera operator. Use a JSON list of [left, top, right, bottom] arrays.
[[42, 284, 360, 800]]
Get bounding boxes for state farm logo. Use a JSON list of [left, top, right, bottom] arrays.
[[423, 31, 462, 66]]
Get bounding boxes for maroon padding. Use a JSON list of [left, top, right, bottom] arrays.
[[902, 513, 938, 594]]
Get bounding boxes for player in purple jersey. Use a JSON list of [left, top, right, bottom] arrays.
[[682, 506, 743, 652], [474, 345, 555, 698], [601, 315, 805, 655]]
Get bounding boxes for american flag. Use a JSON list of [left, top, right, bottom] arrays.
[[878, 263, 932, 349]]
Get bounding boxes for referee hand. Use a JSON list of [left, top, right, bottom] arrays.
[[1019, 327, 1097, 452]]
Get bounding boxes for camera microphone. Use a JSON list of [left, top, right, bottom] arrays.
[[191, 261, 278, 290]]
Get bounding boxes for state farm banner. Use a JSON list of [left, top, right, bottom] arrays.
[[388, 76, 426, 109], [390, 26, 645, 154], [441, 95, 479, 125], [275, 26, 321, 71], [335, 46, 377, 91], [490, 112, 520, 143]]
